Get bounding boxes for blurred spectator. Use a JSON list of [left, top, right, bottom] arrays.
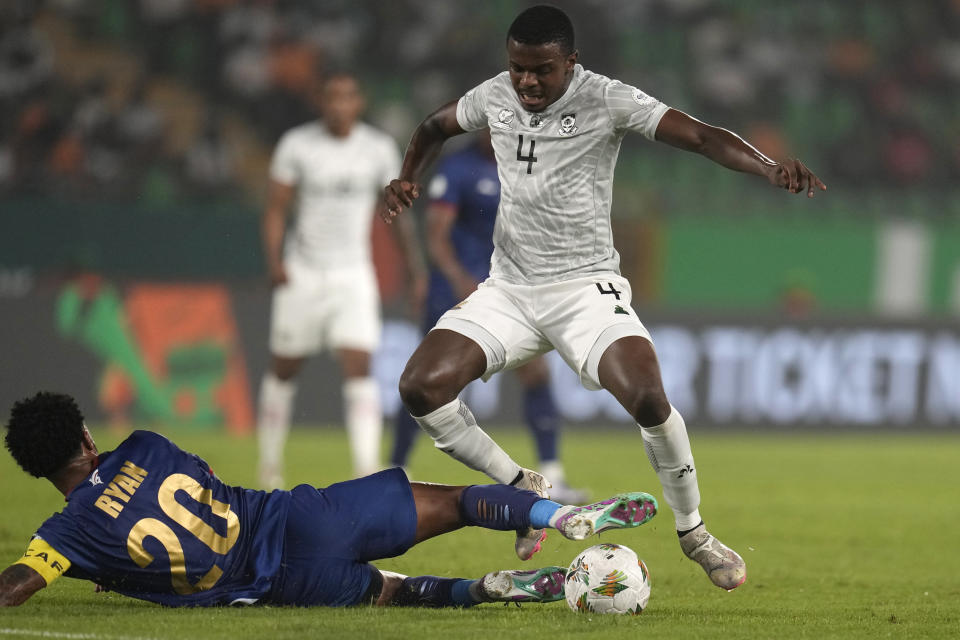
[[9, 0, 959, 203], [183, 110, 236, 198]]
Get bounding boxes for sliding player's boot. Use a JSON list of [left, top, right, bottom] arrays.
[[553, 492, 658, 540], [512, 468, 551, 560], [478, 567, 566, 603], [679, 523, 746, 590]]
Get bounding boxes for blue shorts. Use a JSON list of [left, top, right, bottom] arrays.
[[267, 468, 417, 607]]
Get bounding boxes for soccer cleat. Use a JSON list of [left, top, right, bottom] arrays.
[[553, 492, 658, 541], [512, 468, 551, 561], [679, 524, 747, 590], [478, 567, 566, 603]]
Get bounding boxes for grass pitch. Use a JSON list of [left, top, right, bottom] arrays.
[[1, 425, 957, 639]]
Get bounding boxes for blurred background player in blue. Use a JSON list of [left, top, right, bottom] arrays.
[[1, 392, 657, 608], [389, 130, 588, 504]]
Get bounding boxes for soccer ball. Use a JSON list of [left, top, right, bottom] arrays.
[[564, 543, 651, 615]]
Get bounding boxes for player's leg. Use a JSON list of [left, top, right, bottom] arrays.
[[259, 264, 322, 489], [388, 411, 419, 471], [257, 355, 303, 489], [370, 481, 656, 607], [597, 336, 746, 590], [401, 280, 564, 560], [375, 566, 566, 607], [399, 328, 524, 484], [337, 347, 382, 477], [329, 267, 383, 478], [408, 481, 656, 544], [514, 357, 589, 504]]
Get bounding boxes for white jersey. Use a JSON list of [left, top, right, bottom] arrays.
[[456, 64, 669, 284], [270, 121, 401, 270]]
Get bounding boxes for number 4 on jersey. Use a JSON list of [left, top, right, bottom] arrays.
[[517, 135, 537, 174], [596, 282, 622, 300]]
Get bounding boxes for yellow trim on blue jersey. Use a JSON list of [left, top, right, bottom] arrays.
[[13, 537, 72, 585]]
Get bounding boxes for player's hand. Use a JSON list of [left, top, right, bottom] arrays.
[[767, 158, 827, 198], [382, 179, 421, 223], [268, 262, 288, 288]]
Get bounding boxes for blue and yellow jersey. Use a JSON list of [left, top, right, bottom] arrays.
[[21, 431, 289, 606]]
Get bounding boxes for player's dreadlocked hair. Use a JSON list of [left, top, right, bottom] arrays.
[[5, 391, 87, 478], [507, 5, 576, 56]]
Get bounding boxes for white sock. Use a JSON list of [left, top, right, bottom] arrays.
[[257, 372, 296, 485], [344, 377, 382, 477], [539, 459, 566, 486], [414, 398, 521, 484], [641, 406, 702, 531]]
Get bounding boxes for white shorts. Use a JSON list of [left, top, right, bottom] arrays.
[[269, 261, 381, 357], [433, 274, 652, 390]]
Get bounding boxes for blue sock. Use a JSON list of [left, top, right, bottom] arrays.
[[529, 499, 563, 529], [524, 383, 559, 463], [393, 576, 476, 608], [459, 484, 539, 530], [390, 411, 420, 467], [450, 579, 479, 607]]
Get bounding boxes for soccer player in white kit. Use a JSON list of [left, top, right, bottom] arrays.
[[384, 6, 826, 590], [259, 72, 424, 487]]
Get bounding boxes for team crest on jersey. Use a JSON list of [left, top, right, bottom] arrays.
[[559, 113, 578, 136], [89, 469, 102, 487], [492, 108, 515, 130], [633, 89, 656, 107]]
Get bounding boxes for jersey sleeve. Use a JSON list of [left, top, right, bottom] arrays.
[[13, 536, 72, 586], [426, 156, 463, 208], [456, 78, 495, 132], [269, 130, 301, 186], [605, 80, 670, 140]]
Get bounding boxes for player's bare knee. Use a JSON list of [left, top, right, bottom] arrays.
[[399, 365, 454, 416], [627, 385, 671, 427]]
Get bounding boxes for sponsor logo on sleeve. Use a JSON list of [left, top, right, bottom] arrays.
[[633, 89, 656, 107]]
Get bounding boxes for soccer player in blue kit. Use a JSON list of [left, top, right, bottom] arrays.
[[390, 129, 587, 505], [0, 392, 657, 608]]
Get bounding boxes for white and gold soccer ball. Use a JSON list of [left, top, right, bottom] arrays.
[[564, 543, 651, 615]]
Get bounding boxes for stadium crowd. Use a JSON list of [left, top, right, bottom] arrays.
[[1, 0, 959, 203]]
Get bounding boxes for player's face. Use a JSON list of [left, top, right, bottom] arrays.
[[317, 75, 364, 136], [506, 39, 577, 112]]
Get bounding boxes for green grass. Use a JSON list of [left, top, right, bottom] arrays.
[[2, 426, 958, 639]]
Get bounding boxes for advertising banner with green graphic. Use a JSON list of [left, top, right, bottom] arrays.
[[2, 280, 958, 431]]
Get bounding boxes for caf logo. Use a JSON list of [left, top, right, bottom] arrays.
[[559, 113, 578, 136]]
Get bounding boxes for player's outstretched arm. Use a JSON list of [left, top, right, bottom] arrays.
[[0, 564, 46, 607], [382, 101, 465, 222], [654, 108, 826, 197]]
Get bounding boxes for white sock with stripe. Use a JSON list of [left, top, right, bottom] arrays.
[[640, 405, 702, 531], [414, 398, 521, 484]]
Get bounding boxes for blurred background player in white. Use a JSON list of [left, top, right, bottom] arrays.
[[260, 71, 424, 488], [389, 129, 587, 504], [384, 6, 824, 588]]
